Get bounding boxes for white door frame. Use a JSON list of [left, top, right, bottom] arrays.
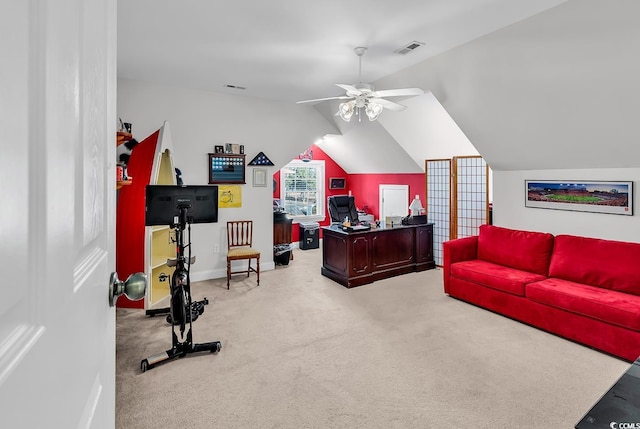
[[379, 184, 409, 222]]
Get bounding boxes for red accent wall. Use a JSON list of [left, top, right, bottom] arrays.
[[348, 173, 426, 219], [274, 144, 425, 243], [115, 130, 160, 308]]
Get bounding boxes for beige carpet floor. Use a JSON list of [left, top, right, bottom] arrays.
[[116, 246, 628, 429]]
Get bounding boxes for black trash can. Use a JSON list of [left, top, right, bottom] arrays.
[[299, 222, 320, 250], [274, 244, 293, 265]]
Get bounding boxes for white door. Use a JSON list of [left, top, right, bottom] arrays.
[[0, 1, 117, 428], [379, 184, 409, 221]]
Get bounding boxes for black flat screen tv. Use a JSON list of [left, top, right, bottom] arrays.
[[145, 185, 219, 226]]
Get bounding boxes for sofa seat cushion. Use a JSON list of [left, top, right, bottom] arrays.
[[477, 225, 554, 276], [549, 235, 640, 296], [451, 260, 548, 296], [527, 278, 640, 331]]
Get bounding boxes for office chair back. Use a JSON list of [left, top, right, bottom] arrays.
[[328, 195, 358, 223]]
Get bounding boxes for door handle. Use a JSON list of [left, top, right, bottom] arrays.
[[109, 271, 147, 307]]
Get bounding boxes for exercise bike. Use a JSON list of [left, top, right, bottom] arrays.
[[140, 201, 221, 372]]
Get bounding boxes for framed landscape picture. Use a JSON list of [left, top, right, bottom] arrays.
[[525, 180, 633, 215]]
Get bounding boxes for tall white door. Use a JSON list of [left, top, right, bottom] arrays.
[[379, 185, 409, 221], [0, 1, 117, 428]]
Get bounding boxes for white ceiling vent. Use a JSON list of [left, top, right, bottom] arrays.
[[394, 41, 425, 55]]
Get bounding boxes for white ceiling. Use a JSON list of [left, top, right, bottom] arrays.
[[117, 0, 567, 104]]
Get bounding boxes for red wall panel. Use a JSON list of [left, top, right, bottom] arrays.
[[115, 130, 160, 308], [349, 173, 426, 219]]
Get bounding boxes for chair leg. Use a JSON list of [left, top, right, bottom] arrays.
[[227, 258, 230, 290], [256, 255, 260, 285]]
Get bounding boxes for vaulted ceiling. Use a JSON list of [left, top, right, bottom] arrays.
[[117, 0, 567, 173], [119, 1, 640, 174], [118, 0, 566, 104]]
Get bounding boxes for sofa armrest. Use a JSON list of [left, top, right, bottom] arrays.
[[442, 236, 478, 293]]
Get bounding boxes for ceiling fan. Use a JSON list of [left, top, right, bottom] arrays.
[[296, 46, 424, 122]]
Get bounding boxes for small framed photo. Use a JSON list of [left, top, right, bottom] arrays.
[[224, 143, 233, 153], [253, 168, 268, 187], [214, 145, 224, 154], [240, 145, 245, 154], [329, 177, 346, 190]]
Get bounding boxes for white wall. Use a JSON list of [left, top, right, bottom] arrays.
[[495, 168, 640, 242], [378, 91, 480, 167], [117, 78, 337, 280], [374, 0, 640, 242]]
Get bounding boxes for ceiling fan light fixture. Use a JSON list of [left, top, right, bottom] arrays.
[[365, 102, 383, 121], [300, 45, 425, 123], [338, 101, 355, 122]]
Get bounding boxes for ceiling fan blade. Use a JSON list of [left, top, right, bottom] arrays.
[[373, 88, 424, 98], [372, 98, 407, 112], [296, 95, 353, 104], [335, 84, 362, 96]]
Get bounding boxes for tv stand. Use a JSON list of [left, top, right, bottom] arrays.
[[140, 204, 221, 372]]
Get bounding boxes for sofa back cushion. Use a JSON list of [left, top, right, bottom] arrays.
[[477, 225, 555, 276], [549, 235, 640, 295]]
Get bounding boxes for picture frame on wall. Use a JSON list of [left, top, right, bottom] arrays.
[[525, 180, 633, 215], [329, 177, 346, 190], [208, 153, 246, 184], [253, 168, 267, 187]]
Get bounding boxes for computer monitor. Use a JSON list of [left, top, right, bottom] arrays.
[[327, 195, 358, 224], [145, 185, 219, 226]]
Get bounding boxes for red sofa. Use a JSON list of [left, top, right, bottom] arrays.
[[443, 224, 640, 361]]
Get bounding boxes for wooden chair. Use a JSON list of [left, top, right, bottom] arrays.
[[226, 220, 260, 289]]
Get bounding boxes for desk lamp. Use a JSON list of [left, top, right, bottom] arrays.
[[409, 195, 424, 216]]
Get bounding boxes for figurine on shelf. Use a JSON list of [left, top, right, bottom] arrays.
[[117, 118, 138, 166], [175, 168, 183, 186], [117, 136, 139, 166]]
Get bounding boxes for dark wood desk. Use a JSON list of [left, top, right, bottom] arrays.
[[321, 223, 435, 288]]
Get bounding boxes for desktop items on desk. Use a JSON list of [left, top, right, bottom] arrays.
[[402, 194, 427, 225]]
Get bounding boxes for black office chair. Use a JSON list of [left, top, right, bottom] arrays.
[[327, 195, 359, 224]]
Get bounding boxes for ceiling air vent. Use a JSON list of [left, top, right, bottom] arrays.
[[394, 41, 425, 55]]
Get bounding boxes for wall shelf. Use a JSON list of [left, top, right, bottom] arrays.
[[116, 179, 132, 190], [116, 121, 177, 309]]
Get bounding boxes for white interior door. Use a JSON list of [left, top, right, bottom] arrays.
[[0, 1, 117, 428], [379, 184, 409, 221]]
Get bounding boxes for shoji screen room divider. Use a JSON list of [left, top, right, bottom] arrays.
[[425, 156, 489, 266]]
